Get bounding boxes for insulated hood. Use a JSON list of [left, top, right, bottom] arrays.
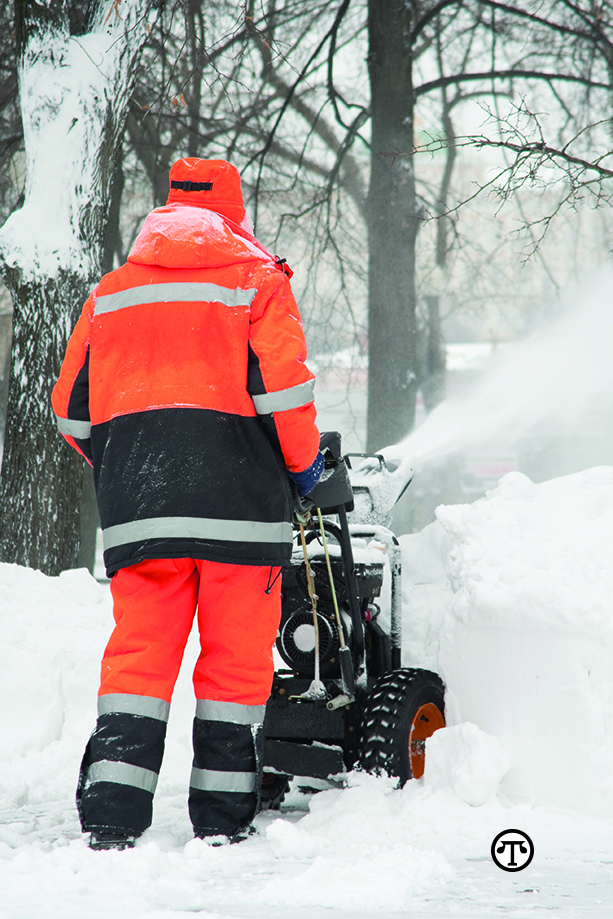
[[166, 158, 246, 225]]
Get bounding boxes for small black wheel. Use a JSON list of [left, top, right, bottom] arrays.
[[259, 771, 291, 810], [359, 668, 445, 785]]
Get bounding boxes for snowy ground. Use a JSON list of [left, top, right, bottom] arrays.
[[3, 467, 613, 916], [3, 770, 613, 918]]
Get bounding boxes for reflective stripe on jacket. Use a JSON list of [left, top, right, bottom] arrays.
[[52, 205, 320, 575]]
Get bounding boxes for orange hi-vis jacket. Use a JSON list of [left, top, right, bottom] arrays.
[[52, 204, 320, 576]]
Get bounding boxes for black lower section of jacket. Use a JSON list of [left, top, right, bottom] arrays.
[[91, 407, 293, 576]]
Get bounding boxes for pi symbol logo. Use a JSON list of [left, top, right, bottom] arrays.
[[491, 829, 534, 872]]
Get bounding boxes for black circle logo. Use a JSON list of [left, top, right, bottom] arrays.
[[491, 829, 534, 872]]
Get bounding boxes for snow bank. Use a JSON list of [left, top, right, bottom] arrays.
[[399, 518, 453, 672], [263, 773, 454, 911], [0, 564, 110, 762], [402, 465, 613, 816]]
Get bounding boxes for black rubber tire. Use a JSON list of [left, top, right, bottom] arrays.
[[259, 772, 291, 810], [358, 668, 445, 785]]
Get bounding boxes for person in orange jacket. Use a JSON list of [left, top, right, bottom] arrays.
[[52, 158, 323, 850]]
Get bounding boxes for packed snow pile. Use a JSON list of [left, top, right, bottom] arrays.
[[423, 722, 511, 807], [0, 565, 111, 760], [402, 465, 613, 817]]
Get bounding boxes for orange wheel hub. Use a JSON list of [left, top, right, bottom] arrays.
[[409, 702, 445, 779]]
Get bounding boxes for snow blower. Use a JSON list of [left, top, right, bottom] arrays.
[[260, 432, 446, 808]]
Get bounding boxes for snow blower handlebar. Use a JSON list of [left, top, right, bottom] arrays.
[[290, 432, 408, 696]]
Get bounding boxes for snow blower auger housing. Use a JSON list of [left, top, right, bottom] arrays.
[[260, 432, 446, 808]]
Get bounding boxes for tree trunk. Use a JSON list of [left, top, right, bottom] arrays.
[[366, 0, 420, 451], [0, 0, 152, 575], [187, 0, 205, 159], [0, 269, 86, 573], [421, 294, 446, 412]]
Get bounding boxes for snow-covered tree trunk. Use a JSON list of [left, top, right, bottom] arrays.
[[0, 0, 153, 575]]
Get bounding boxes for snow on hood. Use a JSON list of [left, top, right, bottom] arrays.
[[128, 205, 274, 270]]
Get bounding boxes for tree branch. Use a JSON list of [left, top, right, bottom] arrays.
[[416, 68, 611, 97]]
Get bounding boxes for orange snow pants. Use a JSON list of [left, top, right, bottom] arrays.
[[99, 558, 282, 705]]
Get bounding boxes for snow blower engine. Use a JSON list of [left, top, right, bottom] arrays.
[[260, 432, 446, 808]]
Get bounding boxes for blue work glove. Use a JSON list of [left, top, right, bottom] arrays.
[[288, 451, 325, 497]]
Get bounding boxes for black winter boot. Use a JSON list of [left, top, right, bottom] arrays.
[[89, 832, 136, 851]]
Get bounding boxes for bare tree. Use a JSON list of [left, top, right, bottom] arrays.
[[412, 2, 613, 252]]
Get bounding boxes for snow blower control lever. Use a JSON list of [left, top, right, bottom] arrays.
[[289, 434, 357, 704]]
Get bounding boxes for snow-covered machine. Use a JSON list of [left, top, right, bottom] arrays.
[[260, 432, 446, 807]]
